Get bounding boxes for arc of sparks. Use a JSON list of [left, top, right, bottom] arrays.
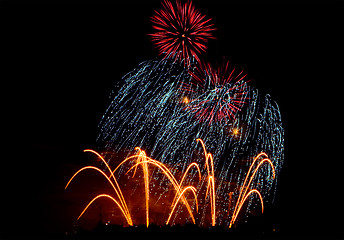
[[77, 194, 130, 223], [166, 186, 198, 225], [197, 138, 216, 226], [83, 150, 132, 223], [105, 146, 200, 226], [170, 162, 201, 211], [134, 148, 150, 227], [127, 158, 199, 224], [229, 189, 264, 228], [65, 151, 133, 226], [65, 141, 276, 228], [229, 152, 275, 228]]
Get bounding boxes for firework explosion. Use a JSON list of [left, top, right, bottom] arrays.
[[67, 0, 284, 229], [150, 0, 216, 64], [96, 56, 284, 227], [180, 59, 249, 125]]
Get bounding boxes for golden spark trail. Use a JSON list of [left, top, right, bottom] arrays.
[[66, 139, 276, 228], [104, 146, 199, 225], [170, 162, 201, 210], [77, 194, 129, 223], [65, 166, 114, 190], [240, 159, 275, 202], [234, 158, 275, 218], [65, 166, 133, 225], [231, 153, 266, 225], [197, 138, 216, 226], [229, 152, 275, 228], [127, 158, 199, 224], [83, 150, 132, 223], [166, 186, 198, 225], [229, 189, 264, 228], [135, 149, 150, 227], [116, 147, 201, 225]]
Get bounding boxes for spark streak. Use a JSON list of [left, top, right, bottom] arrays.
[[126, 156, 199, 224], [65, 165, 133, 226], [166, 186, 198, 225], [197, 138, 216, 226], [77, 194, 128, 222], [229, 189, 264, 228]]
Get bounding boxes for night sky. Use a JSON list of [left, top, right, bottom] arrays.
[[1, 0, 343, 239]]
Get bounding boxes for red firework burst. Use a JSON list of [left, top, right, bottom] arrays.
[[150, 0, 216, 65], [180, 60, 250, 125]]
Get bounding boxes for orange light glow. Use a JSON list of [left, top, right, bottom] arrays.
[[232, 128, 240, 136], [182, 96, 190, 104]]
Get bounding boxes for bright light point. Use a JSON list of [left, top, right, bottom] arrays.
[[182, 96, 190, 104], [232, 128, 240, 136]]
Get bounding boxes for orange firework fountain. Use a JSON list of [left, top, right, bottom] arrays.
[[65, 139, 275, 228]]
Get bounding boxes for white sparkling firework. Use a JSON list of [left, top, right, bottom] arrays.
[[97, 55, 284, 227]]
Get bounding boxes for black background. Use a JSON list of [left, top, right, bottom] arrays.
[[1, 0, 343, 239]]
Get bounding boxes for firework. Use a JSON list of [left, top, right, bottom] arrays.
[[65, 147, 201, 226], [67, 0, 284, 229], [180, 60, 249, 125], [96, 56, 284, 227], [150, 0, 216, 65], [65, 140, 275, 228], [65, 149, 133, 226]]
